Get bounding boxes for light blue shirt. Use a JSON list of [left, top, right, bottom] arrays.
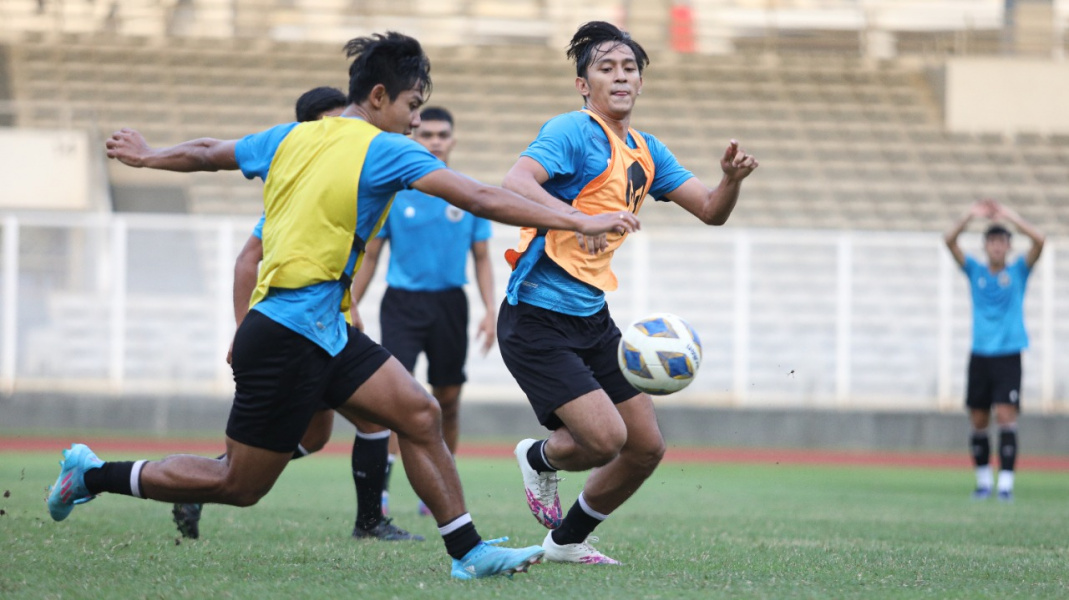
[[236, 118, 445, 355], [962, 255, 1031, 356], [377, 189, 492, 291], [507, 111, 694, 316]]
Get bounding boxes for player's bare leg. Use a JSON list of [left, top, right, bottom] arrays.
[[143, 438, 292, 505], [432, 384, 463, 454], [333, 357, 467, 523]]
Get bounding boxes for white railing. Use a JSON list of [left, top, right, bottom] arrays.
[[1, 211, 1065, 413]]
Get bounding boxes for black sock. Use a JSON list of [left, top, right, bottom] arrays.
[[352, 431, 389, 530], [383, 454, 395, 492], [526, 439, 556, 473], [83, 461, 144, 498], [440, 514, 482, 560], [551, 496, 605, 546], [999, 428, 1018, 472], [970, 431, 990, 467]]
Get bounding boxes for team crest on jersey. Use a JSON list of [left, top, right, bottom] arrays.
[[404, 206, 416, 218], [998, 272, 1011, 288], [445, 206, 464, 222]]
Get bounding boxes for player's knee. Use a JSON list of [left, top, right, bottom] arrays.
[[633, 437, 666, 472], [398, 394, 443, 442], [583, 428, 628, 466], [221, 481, 273, 507]]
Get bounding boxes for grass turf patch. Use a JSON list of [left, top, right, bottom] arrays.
[[1, 450, 1066, 599]]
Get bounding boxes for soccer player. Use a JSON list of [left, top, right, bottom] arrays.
[[498, 21, 757, 564], [171, 86, 422, 543], [350, 106, 493, 518], [944, 198, 1044, 502], [55, 31, 639, 580]]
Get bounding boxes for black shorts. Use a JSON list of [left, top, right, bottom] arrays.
[[226, 311, 390, 453], [497, 299, 641, 430], [379, 287, 468, 387], [965, 352, 1022, 412]]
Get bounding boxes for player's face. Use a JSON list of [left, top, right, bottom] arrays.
[[413, 120, 455, 162], [381, 85, 425, 135], [577, 42, 643, 119], [984, 234, 1010, 264]]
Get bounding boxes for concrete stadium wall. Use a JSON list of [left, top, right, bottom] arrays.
[[945, 57, 1069, 135], [4, 392, 1069, 454]]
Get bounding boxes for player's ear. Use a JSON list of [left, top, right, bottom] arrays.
[[367, 84, 388, 109], [575, 76, 590, 99]]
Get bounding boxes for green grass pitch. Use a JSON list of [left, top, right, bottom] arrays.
[[1, 451, 1066, 599]]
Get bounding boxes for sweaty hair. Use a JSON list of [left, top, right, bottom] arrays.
[[343, 32, 432, 105], [294, 86, 347, 122], [419, 106, 453, 126], [567, 21, 649, 78]]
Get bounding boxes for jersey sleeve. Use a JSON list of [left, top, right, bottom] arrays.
[[361, 133, 447, 194], [251, 214, 265, 240], [472, 217, 492, 243], [962, 255, 980, 275], [234, 122, 300, 181], [519, 114, 583, 181], [642, 132, 694, 200], [1014, 256, 1031, 281]]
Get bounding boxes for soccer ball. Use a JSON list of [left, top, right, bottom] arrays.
[[617, 313, 703, 395]]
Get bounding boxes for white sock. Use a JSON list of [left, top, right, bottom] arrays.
[[997, 470, 1014, 492], [975, 465, 994, 490]]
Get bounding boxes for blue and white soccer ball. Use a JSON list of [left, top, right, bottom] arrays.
[[617, 313, 703, 395]]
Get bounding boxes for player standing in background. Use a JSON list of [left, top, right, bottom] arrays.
[[944, 199, 1044, 503], [55, 31, 640, 579], [499, 21, 757, 563], [350, 106, 495, 518], [171, 86, 423, 543]]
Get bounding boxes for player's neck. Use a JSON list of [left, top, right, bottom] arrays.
[[584, 105, 631, 141], [987, 258, 1006, 272]]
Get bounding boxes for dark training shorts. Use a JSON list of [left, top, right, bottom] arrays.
[[226, 310, 391, 453], [965, 352, 1022, 412], [379, 286, 469, 387], [497, 299, 641, 430]]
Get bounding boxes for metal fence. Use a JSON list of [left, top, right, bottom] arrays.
[[1, 211, 1066, 412]]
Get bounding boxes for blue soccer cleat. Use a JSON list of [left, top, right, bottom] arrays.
[[47, 443, 104, 522], [450, 537, 545, 580], [997, 490, 1014, 503], [971, 487, 992, 501]]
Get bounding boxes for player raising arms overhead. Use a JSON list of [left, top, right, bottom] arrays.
[[53, 31, 638, 580], [499, 21, 758, 564]]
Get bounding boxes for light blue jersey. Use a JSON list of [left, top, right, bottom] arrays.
[[507, 111, 693, 316], [963, 255, 1031, 356], [237, 118, 445, 355], [377, 189, 492, 291]]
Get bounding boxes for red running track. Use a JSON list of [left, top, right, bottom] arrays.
[[2, 436, 1067, 471]]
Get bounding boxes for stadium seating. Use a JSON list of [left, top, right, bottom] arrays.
[[3, 32, 1067, 234]]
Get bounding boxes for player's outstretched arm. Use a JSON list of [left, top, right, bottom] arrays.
[[666, 140, 758, 225], [503, 157, 611, 254], [991, 201, 1045, 268], [412, 169, 639, 237], [944, 200, 993, 267], [105, 128, 239, 172], [348, 237, 385, 331]]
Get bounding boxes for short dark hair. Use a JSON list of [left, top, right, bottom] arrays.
[[985, 224, 1013, 239], [419, 106, 453, 126], [343, 32, 432, 105], [567, 21, 650, 78], [294, 86, 347, 122]]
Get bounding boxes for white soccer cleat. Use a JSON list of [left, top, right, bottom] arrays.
[[514, 438, 563, 529], [541, 531, 621, 565]]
